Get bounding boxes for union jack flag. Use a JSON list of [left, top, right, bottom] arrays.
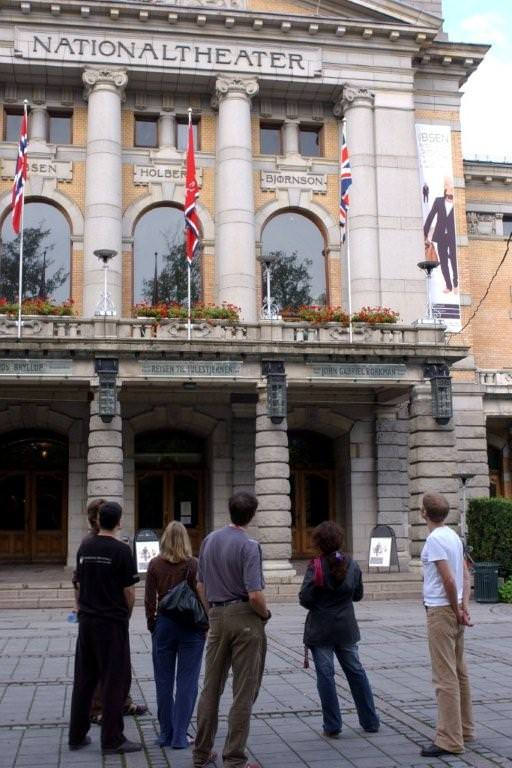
[[339, 128, 352, 244], [184, 116, 200, 264], [11, 109, 28, 235]]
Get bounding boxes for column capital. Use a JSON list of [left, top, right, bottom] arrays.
[[212, 75, 259, 108], [82, 67, 128, 100], [333, 85, 374, 117]]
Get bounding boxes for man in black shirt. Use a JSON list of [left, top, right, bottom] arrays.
[[68, 502, 142, 754]]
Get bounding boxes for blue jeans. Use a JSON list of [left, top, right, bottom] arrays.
[[152, 614, 206, 748], [311, 644, 379, 735]]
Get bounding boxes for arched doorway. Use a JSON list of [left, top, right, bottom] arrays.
[[289, 430, 335, 557], [135, 430, 206, 553], [0, 200, 71, 302], [0, 431, 68, 562], [261, 210, 327, 311], [133, 204, 202, 305]]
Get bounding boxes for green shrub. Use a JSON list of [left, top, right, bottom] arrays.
[[467, 497, 512, 578], [499, 578, 512, 603]]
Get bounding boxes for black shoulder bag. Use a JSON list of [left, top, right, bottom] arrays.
[[158, 563, 209, 631]]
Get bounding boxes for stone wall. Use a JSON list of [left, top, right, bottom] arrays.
[[350, 418, 377, 562]]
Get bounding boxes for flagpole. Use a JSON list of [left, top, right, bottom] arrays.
[[187, 107, 192, 342], [342, 118, 353, 344], [17, 100, 28, 340]]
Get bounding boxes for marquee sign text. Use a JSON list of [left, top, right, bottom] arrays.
[[309, 363, 407, 379], [261, 171, 327, 193], [15, 31, 322, 78], [141, 360, 242, 377], [0, 359, 73, 376]]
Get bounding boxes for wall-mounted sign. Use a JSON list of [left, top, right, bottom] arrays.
[[140, 360, 242, 377], [16, 31, 322, 78], [309, 363, 407, 379], [0, 159, 72, 181], [134, 164, 203, 185], [0, 359, 73, 376], [260, 171, 327, 193]]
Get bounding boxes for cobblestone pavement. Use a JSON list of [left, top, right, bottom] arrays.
[[1, 600, 512, 768]]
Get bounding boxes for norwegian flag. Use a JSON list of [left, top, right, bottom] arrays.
[[339, 128, 352, 244], [184, 116, 200, 264], [11, 110, 28, 234]]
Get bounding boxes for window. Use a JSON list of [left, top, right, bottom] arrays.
[[134, 115, 158, 148], [299, 124, 322, 157], [0, 201, 71, 302], [4, 109, 23, 142], [48, 111, 72, 144], [260, 122, 283, 155], [133, 205, 201, 305], [504, 216, 512, 239], [261, 211, 326, 310], [176, 117, 200, 152]]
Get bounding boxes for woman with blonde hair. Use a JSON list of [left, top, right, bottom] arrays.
[[145, 521, 206, 749]]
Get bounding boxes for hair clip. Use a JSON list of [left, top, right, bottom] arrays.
[[335, 551, 342, 561]]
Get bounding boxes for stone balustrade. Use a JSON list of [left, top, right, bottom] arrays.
[[478, 370, 512, 387], [0, 315, 449, 347]]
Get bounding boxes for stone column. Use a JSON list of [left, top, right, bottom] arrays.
[[158, 112, 176, 150], [409, 384, 458, 564], [283, 120, 299, 156], [254, 386, 294, 579], [82, 67, 128, 317], [376, 404, 411, 569], [214, 75, 259, 322], [30, 105, 47, 143], [87, 388, 124, 508], [334, 86, 380, 309]]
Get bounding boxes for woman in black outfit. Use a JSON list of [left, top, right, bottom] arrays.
[[299, 521, 379, 738]]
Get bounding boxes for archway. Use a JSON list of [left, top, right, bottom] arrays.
[[0, 200, 71, 302], [288, 430, 336, 557], [0, 430, 69, 562], [134, 430, 207, 553], [261, 210, 327, 311], [133, 204, 202, 305]]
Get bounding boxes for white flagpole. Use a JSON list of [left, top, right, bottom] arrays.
[[17, 100, 28, 340], [343, 118, 353, 344], [187, 107, 192, 342]]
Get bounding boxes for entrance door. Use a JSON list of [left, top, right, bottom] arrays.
[[289, 430, 336, 558], [0, 432, 68, 563], [291, 469, 335, 557], [0, 471, 67, 562], [135, 469, 205, 553]]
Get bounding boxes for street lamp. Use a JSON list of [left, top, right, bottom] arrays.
[[257, 251, 280, 320], [417, 254, 440, 324], [94, 249, 117, 317], [454, 471, 476, 546]]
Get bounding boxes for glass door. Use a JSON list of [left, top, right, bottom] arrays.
[[291, 470, 335, 558], [0, 473, 28, 560], [31, 472, 67, 561]]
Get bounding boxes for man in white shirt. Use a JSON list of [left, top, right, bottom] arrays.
[[420, 492, 474, 758]]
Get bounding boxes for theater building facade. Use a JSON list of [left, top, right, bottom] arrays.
[[0, 0, 506, 576]]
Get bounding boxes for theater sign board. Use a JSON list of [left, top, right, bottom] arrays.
[[14, 30, 322, 78]]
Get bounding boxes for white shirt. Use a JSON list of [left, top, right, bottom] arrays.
[[421, 525, 464, 607]]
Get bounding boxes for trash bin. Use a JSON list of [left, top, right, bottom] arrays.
[[473, 562, 500, 603]]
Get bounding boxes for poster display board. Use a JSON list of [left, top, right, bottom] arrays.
[[416, 124, 461, 332], [134, 529, 159, 573], [368, 525, 400, 572]]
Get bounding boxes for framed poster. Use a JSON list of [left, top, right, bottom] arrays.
[[135, 540, 159, 573], [368, 537, 392, 568]]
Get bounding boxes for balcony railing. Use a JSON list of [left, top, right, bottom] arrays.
[[0, 315, 448, 347], [478, 370, 512, 387]]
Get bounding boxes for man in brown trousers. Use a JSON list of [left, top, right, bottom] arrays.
[[420, 492, 474, 757], [193, 492, 270, 768]]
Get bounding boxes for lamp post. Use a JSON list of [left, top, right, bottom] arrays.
[[257, 251, 280, 320], [94, 249, 117, 317], [454, 471, 476, 546], [417, 256, 440, 324]]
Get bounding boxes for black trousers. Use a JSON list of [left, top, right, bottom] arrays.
[[437, 240, 458, 291], [69, 616, 131, 749]]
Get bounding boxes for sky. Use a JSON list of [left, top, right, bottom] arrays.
[[442, 0, 512, 162]]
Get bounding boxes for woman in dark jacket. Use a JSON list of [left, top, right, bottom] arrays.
[[299, 521, 379, 738]]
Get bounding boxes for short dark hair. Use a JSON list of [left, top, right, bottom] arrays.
[[422, 492, 450, 523], [99, 502, 123, 531], [86, 498, 106, 533], [228, 492, 258, 526]]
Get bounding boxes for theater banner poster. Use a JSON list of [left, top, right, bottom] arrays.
[[416, 124, 461, 332]]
